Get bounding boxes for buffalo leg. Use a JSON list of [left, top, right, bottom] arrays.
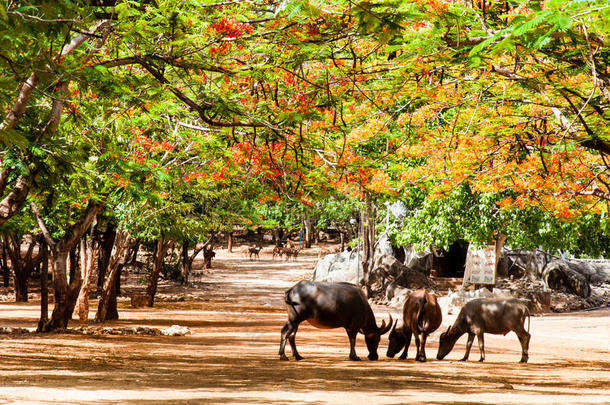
[[414, 332, 424, 362], [399, 330, 412, 360], [288, 327, 303, 360], [346, 329, 360, 361], [461, 333, 475, 361], [477, 332, 485, 362], [417, 333, 428, 362], [514, 326, 530, 363], [279, 321, 302, 360]]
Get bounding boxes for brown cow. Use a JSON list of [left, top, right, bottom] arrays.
[[387, 289, 442, 362], [436, 298, 531, 363]]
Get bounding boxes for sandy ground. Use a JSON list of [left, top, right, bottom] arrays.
[[0, 247, 609, 404]]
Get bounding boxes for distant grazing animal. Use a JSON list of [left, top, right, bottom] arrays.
[[387, 289, 442, 362], [436, 298, 531, 363], [130, 294, 150, 308], [248, 246, 261, 260], [284, 247, 300, 261], [272, 246, 285, 260], [279, 281, 392, 361]]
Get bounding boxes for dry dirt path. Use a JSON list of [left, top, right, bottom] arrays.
[[0, 247, 609, 404]]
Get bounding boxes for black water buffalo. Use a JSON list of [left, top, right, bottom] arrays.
[[436, 298, 531, 363], [387, 289, 442, 362], [279, 281, 392, 361]]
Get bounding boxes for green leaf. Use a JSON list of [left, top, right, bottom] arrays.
[[0, 129, 30, 149]]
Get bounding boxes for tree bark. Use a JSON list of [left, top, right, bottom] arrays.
[[95, 230, 130, 322], [360, 193, 376, 292], [32, 200, 104, 331], [97, 224, 117, 294], [75, 222, 99, 326], [146, 236, 174, 307], [494, 233, 507, 282], [227, 231, 233, 253], [1, 242, 9, 287], [37, 241, 49, 332], [3, 233, 42, 302], [304, 219, 314, 248]]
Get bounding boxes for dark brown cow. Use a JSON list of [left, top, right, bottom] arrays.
[[386, 289, 442, 362], [436, 298, 531, 363], [279, 281, 392, 361]]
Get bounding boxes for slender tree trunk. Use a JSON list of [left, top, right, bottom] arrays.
[[97, 224, 117, 294], [37, 241, 49, 332], [95, 230, 129, 322], [304, 219, 314, 248], [360, 193, 376, 291], [146, 237, 173, 307], [494, 233, 507, 282], [128, 240, 139, 265], [1, 242, 9, 288], [227, 231, 233, 253], [75, 223, 99, 326], [69, 246, 78, 285], [181, 242, 190, 284]]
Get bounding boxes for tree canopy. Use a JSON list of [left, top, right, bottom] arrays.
[[1, 0, 609, 257]]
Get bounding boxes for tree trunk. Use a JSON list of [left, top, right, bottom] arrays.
[[494, 233, 507, 282], [227, 231, 233, 253], [97, 224, 117, 294], [32, 200, 104, 331], [360, 193, 375, 291], [181, 241, 190, 284], [1, 242, 9, 288], [128, 239, 139, 265], [304, 219, 314, 248], [45, 251, 83, 330], [37, 241, 49, 332], [95, 230, 130, 322], [3, 233, 42, 303], [75, 224, 99, 326], [146, 236, 173, 307], [69, 246, 78, 286]]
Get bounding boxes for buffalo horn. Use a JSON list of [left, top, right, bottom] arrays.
[[377, 314, 393, 335]]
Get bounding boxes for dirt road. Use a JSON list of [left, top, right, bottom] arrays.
[[0, 248, 609, 404]]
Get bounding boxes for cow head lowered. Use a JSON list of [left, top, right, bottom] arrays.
[[386, 320, 406, 358], [436, 325, 460, 360], [279, 281, 392, 361]]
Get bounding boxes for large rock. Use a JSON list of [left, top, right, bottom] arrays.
[[374, 232, 394, 258], [312, 250, 362, 284], [367, 255, 433, 302]]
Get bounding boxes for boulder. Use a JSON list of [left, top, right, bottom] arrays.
[[367, 255, 433, 302], [312, 250, 362, 284], [374, 232, 394, 259]]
